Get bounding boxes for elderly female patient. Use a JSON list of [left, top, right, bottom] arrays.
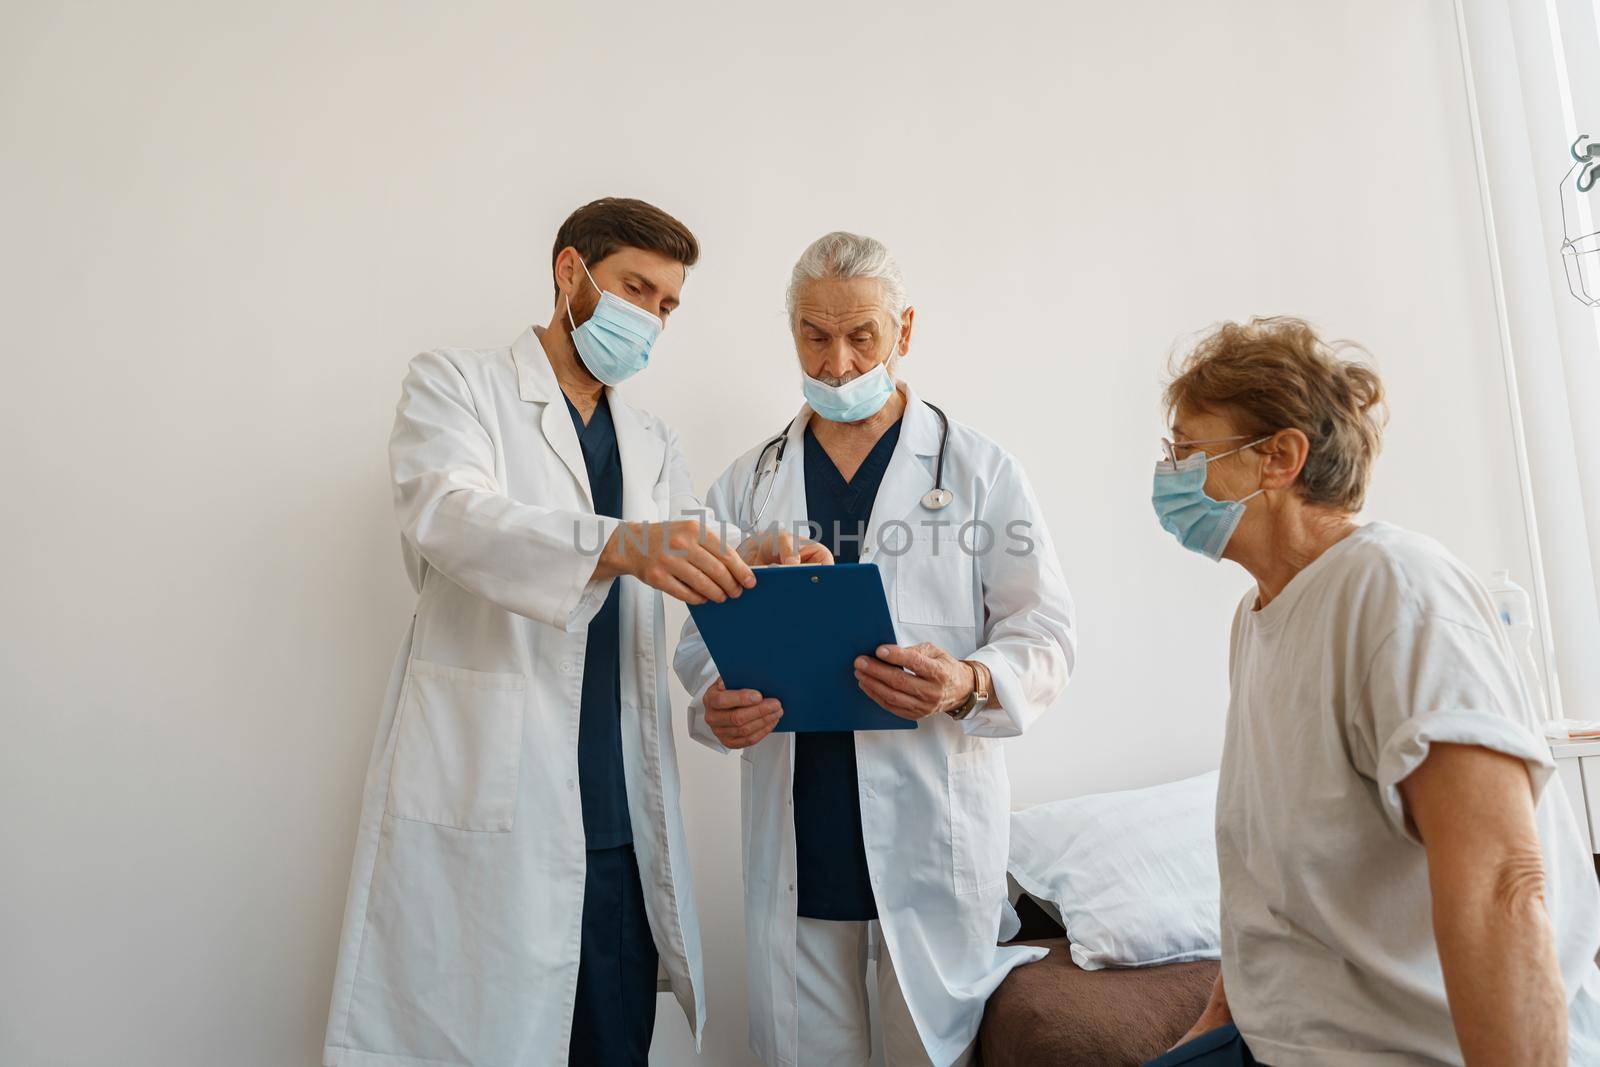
[[1145, 317, 1600, 1066]]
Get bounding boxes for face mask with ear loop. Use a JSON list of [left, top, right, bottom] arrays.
[[1151, 437, 1271, 560], [565, 256, 662, 386]]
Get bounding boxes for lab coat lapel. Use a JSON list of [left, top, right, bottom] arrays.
[[609, 392, 667, 522], [860, 385, 942, 564], [513, 326, 594, 511], [539, 404, 594, 511]]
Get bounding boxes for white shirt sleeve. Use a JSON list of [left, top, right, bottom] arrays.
[[1352, 612, 1554, 843]]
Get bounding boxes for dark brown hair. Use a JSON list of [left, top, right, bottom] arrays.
[[551, 197, 699, 299], [1165, 316, 1388, 512]]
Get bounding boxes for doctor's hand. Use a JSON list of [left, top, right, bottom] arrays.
[[854, 643, 976, 721], [736, 528, 834, 567], [596, 520, 756, 605], [702, 678, 783, 749]]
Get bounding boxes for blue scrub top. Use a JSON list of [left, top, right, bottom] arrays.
[[794, 416, 902, 921], [565, 393, 632, 851]]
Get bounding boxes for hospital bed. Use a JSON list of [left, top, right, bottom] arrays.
[[979, 894, 1219, 1066]]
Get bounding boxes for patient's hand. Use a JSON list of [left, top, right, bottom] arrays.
[[1173, 1012, 1231, 1049], [703, 678, 783, 749], [1173, 972, 1232, 1049]]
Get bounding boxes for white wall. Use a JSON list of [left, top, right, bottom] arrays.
[[0, 2, 1536, 1065]]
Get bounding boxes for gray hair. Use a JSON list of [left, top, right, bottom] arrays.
[[785, 231, 908, 322]]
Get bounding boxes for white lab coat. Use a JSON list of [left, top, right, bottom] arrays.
[[323, 328, 706, 1067], [673, 386, 1076, 1067]]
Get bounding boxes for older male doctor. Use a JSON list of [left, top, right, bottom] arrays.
[[323, 198, 798, 1067], [674, 232, 1076, 1066]]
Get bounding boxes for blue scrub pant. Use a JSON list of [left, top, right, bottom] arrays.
[[568, 844, 658, 1066], [1143, 1024, 1259, 1066]]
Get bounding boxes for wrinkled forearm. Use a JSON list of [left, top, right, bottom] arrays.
[[1431, 844, 1566, 1066]]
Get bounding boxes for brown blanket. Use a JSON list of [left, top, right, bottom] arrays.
[[979, 939, 1220, 1067]]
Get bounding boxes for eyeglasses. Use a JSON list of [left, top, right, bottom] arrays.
[[1159, 434, 1252, 466]]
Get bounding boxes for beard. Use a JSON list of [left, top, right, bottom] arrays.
[[565, 286, 601, 337]]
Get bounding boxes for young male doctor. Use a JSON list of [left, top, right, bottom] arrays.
[[674, 231, 1077, 1066], [323, 197, 803, 1067]]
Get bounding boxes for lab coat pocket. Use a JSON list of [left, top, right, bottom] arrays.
[[894, 535, 974, 628], [386, 659, 526, 832], [947, 746, 1009, 895]]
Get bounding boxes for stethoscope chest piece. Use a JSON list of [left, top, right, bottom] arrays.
[[920, 487, 954, 510]]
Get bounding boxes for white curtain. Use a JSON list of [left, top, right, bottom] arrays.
[[1457, 0, 1600, 720]]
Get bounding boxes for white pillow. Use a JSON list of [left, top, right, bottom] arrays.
[[1009, 771, 1221, 971]]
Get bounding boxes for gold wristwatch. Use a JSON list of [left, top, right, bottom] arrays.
[[949, 660, 990, 720]]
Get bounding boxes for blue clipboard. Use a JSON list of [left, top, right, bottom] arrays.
[[687, 563, 916, 732]]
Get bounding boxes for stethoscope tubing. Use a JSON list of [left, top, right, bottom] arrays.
[[744, 402, 951, 527]]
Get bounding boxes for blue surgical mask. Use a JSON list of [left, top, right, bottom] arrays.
[[1151, 440, 1268, 560], [803, 361, 895, 423], [566, 258, 661, 386]]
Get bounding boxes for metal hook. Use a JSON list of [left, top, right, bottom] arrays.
[[1567, 138, 1600, 193]]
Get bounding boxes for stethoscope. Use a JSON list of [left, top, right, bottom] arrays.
[[743, 402, 952, 527]]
